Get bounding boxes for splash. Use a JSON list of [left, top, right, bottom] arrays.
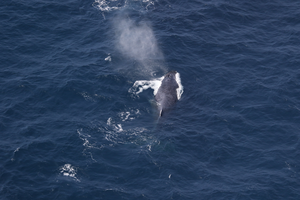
[[129, 76, 163, 96], [129, 72, 184, 100], [175, 72, 184, 100]]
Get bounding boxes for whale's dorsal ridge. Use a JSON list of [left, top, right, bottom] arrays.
[[155, 71, 180, 117]]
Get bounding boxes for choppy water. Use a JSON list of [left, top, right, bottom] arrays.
[[1, 0, 300, 199]]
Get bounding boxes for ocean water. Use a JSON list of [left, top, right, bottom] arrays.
[[1, 0, 300, 199]]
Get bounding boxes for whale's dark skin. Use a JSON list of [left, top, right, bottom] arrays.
[[155, 71, 179, 117]]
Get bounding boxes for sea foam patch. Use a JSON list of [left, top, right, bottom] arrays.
[[93, 0, 156, 12], [60, 164, 80, 182]]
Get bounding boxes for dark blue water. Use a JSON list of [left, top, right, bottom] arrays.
[[1, 0, 300, 199]]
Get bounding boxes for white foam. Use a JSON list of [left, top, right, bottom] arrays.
[[93, 0, 121, 12], [80, 92, 95, 102], [11, 147, 21, 161], [93, 0, 156, 12], [129, 72, 184, 100], [116, 124, 123, 132], [105, 55, 111, 61], [107, 117, 123, 132], [175, 72, 184, 100], [77, 129, 97, 150], [129, 76, 164, 96], [107, 117, 112, 126], [119, 111, 130, 121], [60, 164, 80, 182]]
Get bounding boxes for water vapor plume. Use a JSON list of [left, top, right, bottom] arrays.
[[113, 16, 166, 77]]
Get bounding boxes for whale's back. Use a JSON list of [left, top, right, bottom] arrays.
[[155, 71, 179, 116]]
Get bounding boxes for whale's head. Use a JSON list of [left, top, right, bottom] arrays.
[[163, 71, 177, 83]]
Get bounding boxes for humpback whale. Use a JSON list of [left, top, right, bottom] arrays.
[[155, 71, 179, 117]]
